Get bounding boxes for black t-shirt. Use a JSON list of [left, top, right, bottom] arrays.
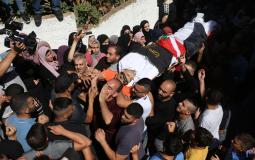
[[146, 98, 177, 136], [95, 57, 111, 71], [46, 121, 89, 141], [0, 140, 24, 159]]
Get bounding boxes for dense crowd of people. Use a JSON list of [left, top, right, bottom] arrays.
[[0, 0, 255, 159]]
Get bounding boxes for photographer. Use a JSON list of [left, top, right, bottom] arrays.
[[3, 19, 53, 66], [0, 41, 27, 94], [18, 40, 52, 65]]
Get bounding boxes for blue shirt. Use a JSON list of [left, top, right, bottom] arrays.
[[7, 115, 36, 152]]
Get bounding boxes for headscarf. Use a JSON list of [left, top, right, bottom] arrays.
[[38, 46, 60, 77], [117, 34, 131, 54], [120, 25, 131, 36], [97, 34, 109, 53]]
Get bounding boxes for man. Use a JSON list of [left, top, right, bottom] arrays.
[[175, 98, 197, 135], [117, 78, 153, 132], [0, 83, 24, 119], [199, 89, 224, 139], [24, 124, 93, 159], [72, 53, 101, 95], [73, 54, 88, 75], [6, 93, 36, 152], [96, 78, 124, 145], [0, 42, 27, 94], [32, 0, 63, 26], [47, 97, 90, 141], [91, 78, 123, 160], [95, 45, 123, 72], [145, 80, 177, 153], [95, 103, 145, 160], [54, 73, 86, 124]]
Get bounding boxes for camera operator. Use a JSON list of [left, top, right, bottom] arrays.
[[18, 40, 52, 65], [0, 41, 27, 94]]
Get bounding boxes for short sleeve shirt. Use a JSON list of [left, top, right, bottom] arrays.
[[115, 118, 144, 159], [23, 140, 73, 159]]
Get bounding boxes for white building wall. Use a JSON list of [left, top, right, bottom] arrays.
[[0, 0, 158, 52]]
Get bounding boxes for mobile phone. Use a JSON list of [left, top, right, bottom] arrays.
[[77, 30, 92, 36]]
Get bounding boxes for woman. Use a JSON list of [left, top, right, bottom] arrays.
[[85, 40, 106, 67], [97, 34, 109, 53], [120, 25, 131, 36], [140, 20, 154, 45], [38, 46, 59, 78]]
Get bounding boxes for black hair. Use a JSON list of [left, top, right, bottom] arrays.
[[54, 73, 75, 93], [26, 123, 48, 151], [117, 34, 131, 54], [140, 20, 149, 29], [68, 32, 77, 46], [58, 63, 76, 75], [235, 133, 255, 151], [52, 97, 73, 115], [206, 89, 223, 105], [97, 34, 109, 44], [132, 25, 141, 35], [10, 94, 29, 114], [109, 44, 124, 58], [185, 60, 197, 72], [120, 25, 131, 36], [193, 127, 213, 148], [126, 103, 143, 119], [164, 135, 183, 156], [5, 83, 24, 97], [136, 78, 152, 92]]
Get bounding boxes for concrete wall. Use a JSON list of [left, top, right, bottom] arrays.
[[90, 0, 158, 38], [0, 0, 158, 52]]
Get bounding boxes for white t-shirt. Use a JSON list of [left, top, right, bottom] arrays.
[[133, 95, 152, 131], [200, 105, 223, 139]]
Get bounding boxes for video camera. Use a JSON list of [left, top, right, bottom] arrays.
[[3, 18, 38, 55]]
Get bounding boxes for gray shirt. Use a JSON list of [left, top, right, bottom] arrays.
[[115, 118, 145, 159], [23, 140, 73, 159], [176, 116, 195, 135], [108, 63, 118, 72]]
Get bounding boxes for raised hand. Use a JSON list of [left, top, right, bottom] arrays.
[[95, 128, 106, 143], [198, 69, 206, 81], [6, 125, 17, 140], [38, 114, 49, 124]]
